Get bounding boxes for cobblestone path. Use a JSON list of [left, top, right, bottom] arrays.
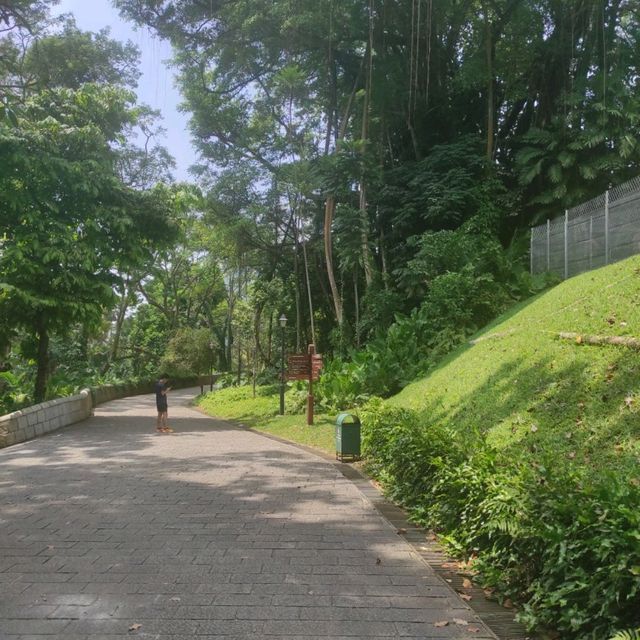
[[0, 389, 494, 639]]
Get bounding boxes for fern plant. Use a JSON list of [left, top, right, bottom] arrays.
[[609, 630, 640, 640]]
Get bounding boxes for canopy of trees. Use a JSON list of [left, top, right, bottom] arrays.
[[2, 0, 640, 405], [113, 0, 640, 367]]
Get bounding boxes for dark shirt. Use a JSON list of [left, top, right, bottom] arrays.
[[155, 381, 168, 410]]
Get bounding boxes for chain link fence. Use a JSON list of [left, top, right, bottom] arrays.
[[530, 176, 640, 278]]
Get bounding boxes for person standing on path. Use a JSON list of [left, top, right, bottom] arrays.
[[155, 374, 172, 432]]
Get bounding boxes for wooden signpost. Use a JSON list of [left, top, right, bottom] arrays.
[[287, 344, 323, 425]]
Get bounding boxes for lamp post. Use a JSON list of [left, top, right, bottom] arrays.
[[279, 314, 287, 415], [209, 341, 215, 391]]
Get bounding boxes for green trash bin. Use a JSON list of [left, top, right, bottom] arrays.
[[336, 413, 361, 462]]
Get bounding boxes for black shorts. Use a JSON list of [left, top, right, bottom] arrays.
[[156, 402, 168, 412]]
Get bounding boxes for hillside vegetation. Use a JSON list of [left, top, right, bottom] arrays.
[[362, 255, 640, 638], [390, 254, 640, 474]]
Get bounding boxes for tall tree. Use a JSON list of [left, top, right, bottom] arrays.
[[113, 0, 640, 352], [23, 20, 141, 90], [0, 85, 176, 400]]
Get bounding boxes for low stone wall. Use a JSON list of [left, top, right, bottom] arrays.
[[0, 390, 93, 449], [90, 382, 155, 406], [0, 375, 214, 450]]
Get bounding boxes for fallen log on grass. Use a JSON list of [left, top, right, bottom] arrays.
[[558, 332, 640, 349]]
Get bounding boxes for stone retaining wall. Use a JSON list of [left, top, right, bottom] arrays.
[[90, 382, 156, 406], [0, 375, 213, 450], [0, 390, 92, 449]]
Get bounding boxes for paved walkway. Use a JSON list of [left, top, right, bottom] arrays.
[[0, 389, 495, 639]]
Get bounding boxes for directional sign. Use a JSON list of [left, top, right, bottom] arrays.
[[287, 353, 323, 381], [287, 355, 310, 380]]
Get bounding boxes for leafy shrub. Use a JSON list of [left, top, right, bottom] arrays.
[[319, 214, 541, 408], [284, 382, 308, 414], [0, 370, 30, 414], [320, 266, 514, 407], [358, 285, 406, 342], [216, 372, 241, 389], [513, 470, 640, 637], [316, 356, 371, 411], [256, 365, 280, 385], [360, 400, 640, 639]]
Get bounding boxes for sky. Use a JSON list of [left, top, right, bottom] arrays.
[[55, 0, 196, 181]]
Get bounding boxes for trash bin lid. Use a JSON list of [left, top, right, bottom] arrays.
[[336, 412, 360, 427]]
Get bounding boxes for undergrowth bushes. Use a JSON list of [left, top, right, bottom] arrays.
[[318, 218, 552, 409], [361, 400, 640, 639], [316, 268, 507, 406]]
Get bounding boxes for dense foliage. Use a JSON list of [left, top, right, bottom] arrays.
[[0, 4, 180, 404], [4, 1, 639, 406], [111, 0, 640, 398], [361, 400, 640, 639], [359, 256, 640, 638]]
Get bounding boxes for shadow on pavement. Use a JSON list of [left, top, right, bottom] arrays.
[[0, 390, 492, 639]]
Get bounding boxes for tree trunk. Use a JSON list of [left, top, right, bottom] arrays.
[[325, 2, 336, 155], [253, 302, 272, 368], [379, 226, 390, 289], [34, 317, 49, 404], [293, 232, 302, 352], [323, 56, 365, 327], [302, 239, 316, 346], [354, 269, 360, 348], [225, 269, 235, 371], [484, 5, 494, 161], [359, 1, 375, 288], [315, 250, 333, 312], [267, 311, 273, 365], [324, 195, 343, 325], [109, 276, 131, 367], [406, 115, 422, 161]]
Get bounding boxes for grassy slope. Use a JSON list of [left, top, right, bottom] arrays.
[[197, 385, 336, 455], [389, 254, 640, 475]]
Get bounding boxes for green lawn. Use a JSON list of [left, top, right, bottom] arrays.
[[197, 384, 337, 456]]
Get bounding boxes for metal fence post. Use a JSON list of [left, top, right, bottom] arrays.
[[546, 219, 550, 272], [564, 209, 569, 279], [530, 231, 533, 275], [605, 190, 610, 264], [589, 216, 593, 270]]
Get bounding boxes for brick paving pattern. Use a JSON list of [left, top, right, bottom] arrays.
[[0, 389, 495, 639]]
